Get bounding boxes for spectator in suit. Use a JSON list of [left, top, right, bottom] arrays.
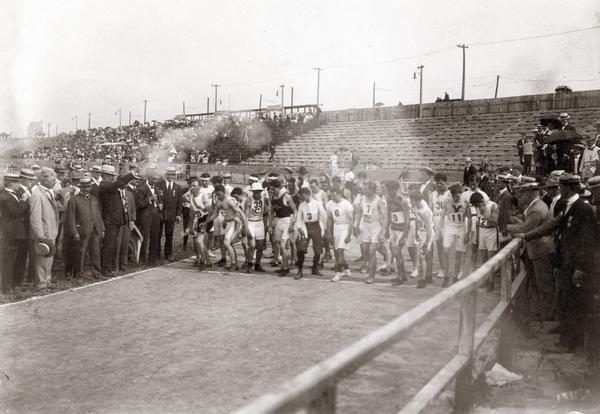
[[569, 144, 584, 175], [478, 165, 494, 199], [507, 183, 555, 321], [559, 113, 576, 131], [114, 178, 137, 271], [0, 173, 29, 291], [97, 165, 139, 277], [463, 157, 477, 187], [516, 133, 525, 166], [494, 174, 516, 248], [136, 172, 162, 266], [521, 174, 597, 352], [19, 168, 36, 283], [29, 167, 60, 287], [542, 176, 562, 216], [64, 177, 104, 278], [155, 166, 183, 261]]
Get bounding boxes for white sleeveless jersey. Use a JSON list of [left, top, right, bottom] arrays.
[[445, 202, 466, 228], [246, 195, 266, 221], [361, 195, 383, 224], [326, 199, 353, 226]]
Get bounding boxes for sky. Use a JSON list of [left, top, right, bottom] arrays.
[[1, 0, 600, 137]]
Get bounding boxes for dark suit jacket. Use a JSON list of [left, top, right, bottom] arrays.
[[527, 197, 597, 272], [98, 173, 136, 226], [0, 189, 28, 240], [562, 123, 576, 131], [155, 180, 183, 222], [135, 183, 160, 226], [495, 189, 516, 233], [507, 198, 553, 260], [64, 193, 105, 238], [124, 185, 137, 224], [463, 164, 477, 186], [479, 175, 493, 199]]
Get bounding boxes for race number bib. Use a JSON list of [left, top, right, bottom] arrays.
[[362, 204, 372, 219], [479, 216, 487, 227], [450, 212, 463, 223], [390, 211, 404, 224], [252, 200, 263, 216], [334, 209, 340, 217]]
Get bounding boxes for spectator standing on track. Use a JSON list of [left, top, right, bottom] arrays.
[[29, 167, 59, 287], [0, 173, 29, 292], [115, 178, 137, 271], [136, 172, 162, 267], [63, 177, 104, 278], [97, 165, 139, 277], [156, 166, 183, 262], [463, 157, 477, 187]]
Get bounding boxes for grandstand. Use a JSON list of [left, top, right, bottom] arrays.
[[244, 103, 600, 172]]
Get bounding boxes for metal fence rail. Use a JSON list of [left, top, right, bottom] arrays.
[[232, 238, 525, 414]]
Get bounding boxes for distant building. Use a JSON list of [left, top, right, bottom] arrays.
[[26, 121, 45, 138]]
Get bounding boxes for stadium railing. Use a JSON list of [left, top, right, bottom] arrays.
[[232, 238, 525, 414]]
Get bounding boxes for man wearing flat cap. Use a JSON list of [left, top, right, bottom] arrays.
[[97, 165, 140, 277], [519, 174, 597, 352], [0, 173, 29, 291], [64, 177, 105, 278], [507, 182, 555, 322], [155, 166, 183, 262]]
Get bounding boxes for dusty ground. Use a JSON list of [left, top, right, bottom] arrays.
[[0, 258, 498, 413]]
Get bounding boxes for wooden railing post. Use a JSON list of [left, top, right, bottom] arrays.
[[454, 291, 477, 413], [500, 256, 512, 303], [307, 385, 337, 414]]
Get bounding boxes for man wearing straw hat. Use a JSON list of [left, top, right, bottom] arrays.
[[29, 167, 59, 287]]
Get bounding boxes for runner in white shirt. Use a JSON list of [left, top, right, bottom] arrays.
[[461, 173, 490, 271], [184, 179, 211, 270], [354, 181, 387, 284], [428, 173, 450, 280], [310, 179, 331, 264], [326, 186, 354, 282], [443, 185, 468, 286], [243, 182, 269, 273], [295, 187, 327, 279], [384, 180, 411, 285], [409, 189, 435, 289]]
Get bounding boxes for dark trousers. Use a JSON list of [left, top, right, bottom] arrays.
[[102, 224, 120, 273], [1, 238, 28, 291], [140, 211, 161, 265], [532, 255, 555, 320], [523, 154, 533, 174], [115, 224, 131, 269], [160, 220, 175, 259], [297, 222, 323, 272], [81, 232, 101, 275], [557, 267, 588, 350], [63, 236, 81, 277]]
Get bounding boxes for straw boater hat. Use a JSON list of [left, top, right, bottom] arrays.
[[165, 166, 177, 175], [516, 182, 540, 192], [34, 239, 56, 257], [587, 176, 600, 188], [3, 173, 20, 183], [558, 112, 570, 119], [543, 176, 560, 189], [100, 165, 117, 176], [78, 177, 93, 187], [559, 174, 581, 185], [19, 168, 36, 180]]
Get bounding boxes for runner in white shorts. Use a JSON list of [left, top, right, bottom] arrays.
[[354, 181, 387, 284], [384, 180, 411, 284], [326, 186, 354, 282], [428, 173, 450, 281], [268, 179, 297, 275], [442, 184, 468, 285], [244, 181, 268, 273], [469, 191, 499, 290], [409, 189, 435, 289]]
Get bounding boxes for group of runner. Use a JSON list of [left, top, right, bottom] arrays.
[[182, 169, 497, 288]]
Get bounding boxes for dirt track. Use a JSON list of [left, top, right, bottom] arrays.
[[0, 260, 497, 413]]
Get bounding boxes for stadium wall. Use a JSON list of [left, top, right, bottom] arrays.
[[322, 89, 600, 122]]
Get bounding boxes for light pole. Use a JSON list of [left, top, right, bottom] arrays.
[[457, 44, 468, 100], [280, 84, 285, 114], [87, 113, 92, 130], [414, 65, 424, 118], [211, 84, 220, 113], [143, 100, 148, 123], [313, 67, 323, 107], [116, 108, 122, 127]]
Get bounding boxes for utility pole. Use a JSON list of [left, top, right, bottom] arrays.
[[313, 67, 323, 107], [128, 111, 132, 126], [280, 84, 285, 114], [416, 65, 424, 118], [47, 122, 51, 138], [182, 101, 186, 116], [87, 113, 92, 130], [55, 125, 58, 136], [259, 93, 262, 110], [228, 94, 231, 112], [372, 82, 376, 108], [457, 44, 468, 100], [73, 115, 78, 130], [211, 84, 220, 113], [143, 100, 148, 123], [290, 87, 294, 111], [206, 97, 210, 114], [494, 75, 500, 99], [116, 108, 122, 127]]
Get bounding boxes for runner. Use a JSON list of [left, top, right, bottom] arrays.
[[326, 186, 354, 282], [184, 178, 211, 270], [442, 184, 468, 286], [202, 184, 249, 271], [384, 180, 411, 285], [470, 192, 499, 290], [267, 179, 297, 276], [295, 187, 327, 279], [428, 173, 450, 280], [408, 189, 435, 289], [244, 182, 269, 273], [354, 181, 387, 284]]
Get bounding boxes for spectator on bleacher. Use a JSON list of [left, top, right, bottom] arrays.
[[462, 157, 477, 187], [559, 113, 575, 131], [522, 136, 534, 175], [478, 164, 493, 199]]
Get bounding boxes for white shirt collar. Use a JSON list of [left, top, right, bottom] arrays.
[[499, 188, 507, 195], [566, 193, 579, 206], [524, 197, 538, 216]]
